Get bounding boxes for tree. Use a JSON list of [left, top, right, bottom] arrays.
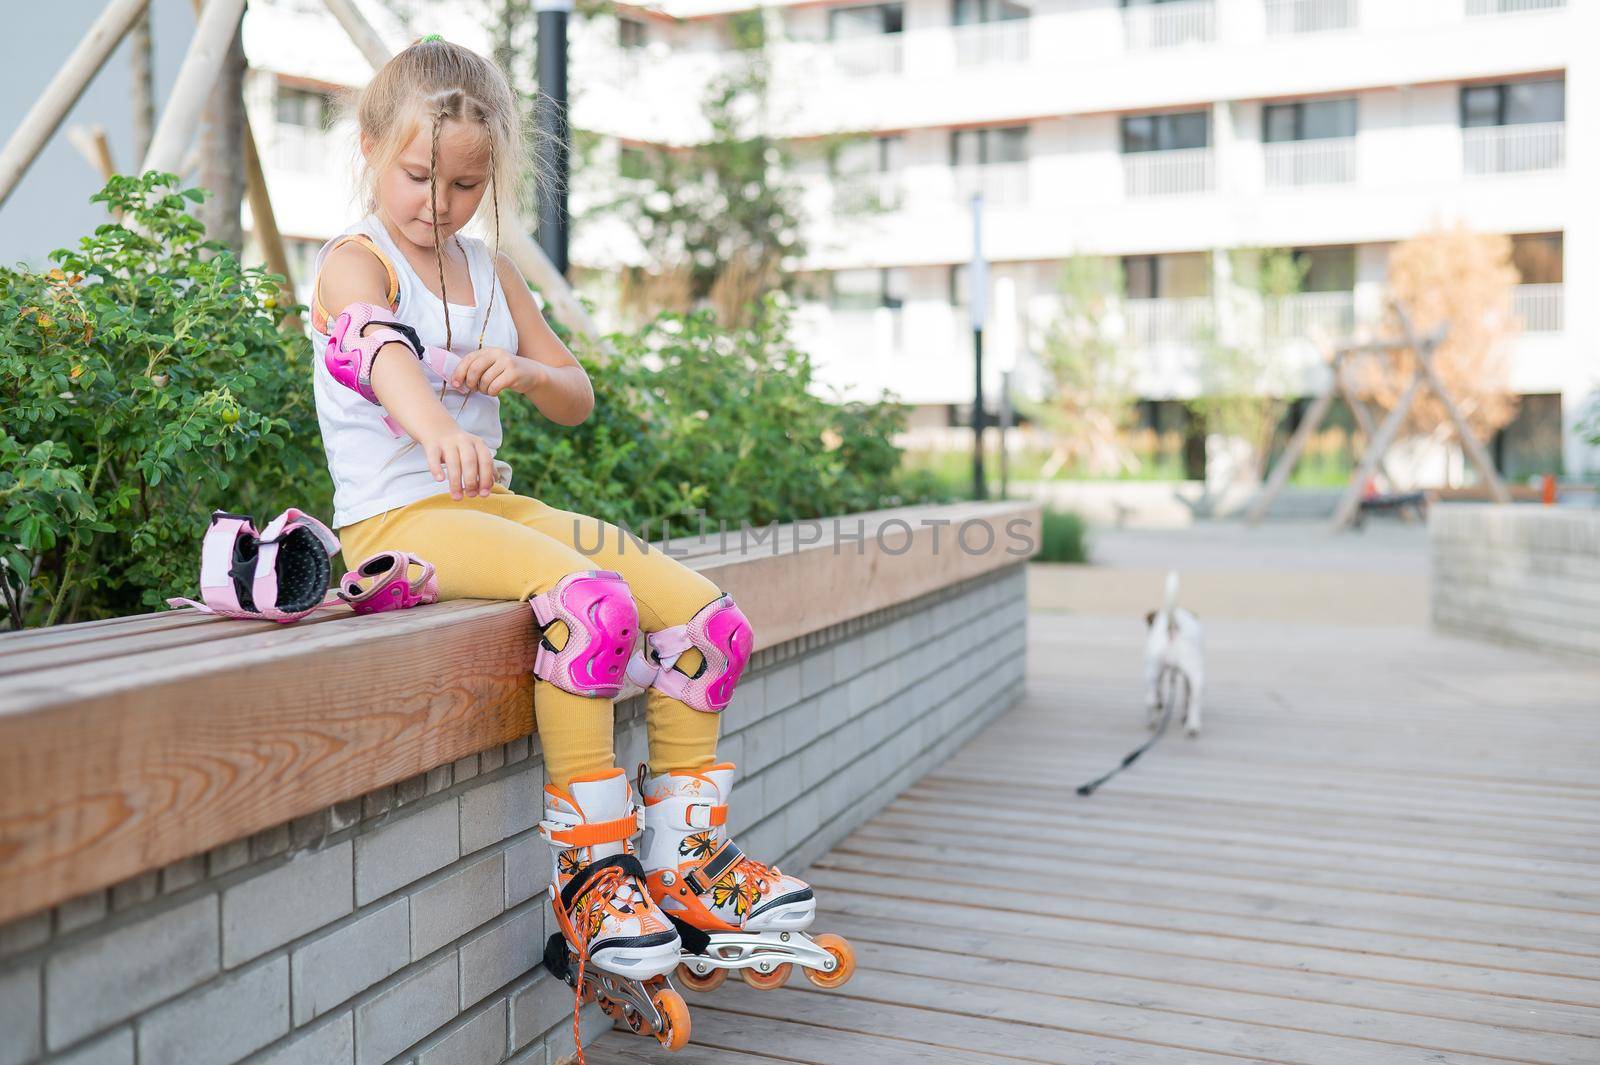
[[1358, 225, 1520, 443], [1026, 256, 1137, 478], [589, 11, 809, 329], [1188, 247, 1305, 485]]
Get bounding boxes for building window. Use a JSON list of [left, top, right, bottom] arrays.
[[1120, 111, 1209, 153], [832, 268, 906, 311], [1122, 253, 1209, 298], [833, 135, 904, 178], [1290, 246, 1355, 292], [950, 126, 1029, 167], [618, 17, 647, 48], [828, 3, 904, 38], [1263, 98, 1356, 142], [953, 0, 1029, 24], [275, 85, 332, 130], [1461, 79, 1564, 127], [1511, 233, 1563, 284]]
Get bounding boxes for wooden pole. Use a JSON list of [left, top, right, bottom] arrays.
[[242, 113, 303, 333], [1331, 370, 1425, 530], [0, 0, 150, 208], [1335, 358, 1402, 492], [322, 0, 392, 68], [1246, 361, 1338, 526], [131, 6, 155, 164], [65, 126, 117, 182], [142, 0, 249, 175], [198, 0, 248, 255], [320, 0, 603, 344], [1392, 304, 1511, 504]]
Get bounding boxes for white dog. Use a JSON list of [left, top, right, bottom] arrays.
[[1144, 571, 1205, 737]]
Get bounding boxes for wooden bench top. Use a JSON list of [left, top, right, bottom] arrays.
[[0, 500, 1038, 925]]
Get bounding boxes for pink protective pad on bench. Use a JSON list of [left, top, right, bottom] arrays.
[[165, 509, 340, 623], [337, 551, 439, 615], [528, 570, 640, 699]]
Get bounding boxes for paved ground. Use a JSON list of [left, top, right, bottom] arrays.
[[1030, 519, 1431, 624], [586, 524, 1600, 1065]]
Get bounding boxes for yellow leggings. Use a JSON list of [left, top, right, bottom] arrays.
[[338, 485, 723, 789]]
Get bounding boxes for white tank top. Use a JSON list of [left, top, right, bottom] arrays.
[[310, 214, 519, 528]]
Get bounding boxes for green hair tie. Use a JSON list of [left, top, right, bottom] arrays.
[[420, 33, 443, 43]]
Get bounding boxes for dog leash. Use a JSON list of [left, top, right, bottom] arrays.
[[1076, 665, 1188, 797]]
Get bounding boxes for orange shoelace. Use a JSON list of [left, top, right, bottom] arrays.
[[567, 863, 637, 1065]]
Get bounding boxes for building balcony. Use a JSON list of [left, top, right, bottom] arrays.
[[954, 162, 1031, 207], [952, 19, 1030, 68], [1264, 138, 1357, 188], [1266, 291, 1357, 341], [1123, 148, 1214, 198], [808, 33, 906, 79], [1264, 0, 1358, 35], [1463, 122, 1565, 175], [1465, 0, 1565, 15], [1123, 297, 1214, 347], [832, 173, 906, 215], [1122, 0, 1216, 50], [1513, 283, 1563, 334], [267, 123, 333, 174]]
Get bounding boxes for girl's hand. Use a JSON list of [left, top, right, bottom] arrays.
[[420, 427, 496, 500], [451, 346, 547, 398]]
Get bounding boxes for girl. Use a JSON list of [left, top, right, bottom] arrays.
[[308, 36, 835, 1052]]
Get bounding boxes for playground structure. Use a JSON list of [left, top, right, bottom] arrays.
[[1247, 303, 1511, 530], [0, 0, 600, 344]]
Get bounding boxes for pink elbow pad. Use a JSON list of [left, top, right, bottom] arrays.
[[326, 302, 467, 436]]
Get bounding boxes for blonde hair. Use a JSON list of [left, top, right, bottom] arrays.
[[338, 36, 550, 474], [343, 36, 543, 349]]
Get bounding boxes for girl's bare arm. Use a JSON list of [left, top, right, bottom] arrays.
[[316, 244, 495, 498], [493, 252, 595, 426]]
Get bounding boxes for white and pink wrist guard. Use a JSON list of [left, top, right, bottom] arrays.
[[325, 301, 467, 438], [337, 551, 440, 615], [165, 509, 340, 623]]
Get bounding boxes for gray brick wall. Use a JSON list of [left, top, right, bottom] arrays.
[[0, 562, 1028, 1065], [1431, 505, 1600, 659]]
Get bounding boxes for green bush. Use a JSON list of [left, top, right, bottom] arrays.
[[1, 173, 325, 628], [1035, 508, 1089, 564], [1, 174, 943, 628], [513, 294, 950, 530]]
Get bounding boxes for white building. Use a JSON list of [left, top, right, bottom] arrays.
[[238, 0, 1593, 478]]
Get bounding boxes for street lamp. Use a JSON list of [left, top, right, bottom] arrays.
[[969, 192, 987, 501]]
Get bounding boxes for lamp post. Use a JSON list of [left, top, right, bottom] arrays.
[[535, 0, 571, 277], [969, 192, 988, 501]]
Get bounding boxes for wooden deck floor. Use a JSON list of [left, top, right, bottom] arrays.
[[589, 610, 1600, 1065]]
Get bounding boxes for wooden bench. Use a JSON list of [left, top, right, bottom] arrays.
[[0, 500, 1038, 926]]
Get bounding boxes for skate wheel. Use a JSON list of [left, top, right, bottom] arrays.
[[803, 934, 855, 989], [740, 962, 791, 990], [676, 962, 728, 992], [651, 987, 691, 1051]]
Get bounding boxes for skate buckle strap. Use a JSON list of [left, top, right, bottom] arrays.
[[682, 801, 727, 830], [682, 838, 744, 897], [538, 812, 638, 849]]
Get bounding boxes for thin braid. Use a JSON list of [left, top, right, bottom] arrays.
[[483, 138, 500, 342], [429, 106, 454, 351]]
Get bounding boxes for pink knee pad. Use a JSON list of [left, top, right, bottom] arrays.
[[630, 595, 754, 713], [529, 570, 639, 699]]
